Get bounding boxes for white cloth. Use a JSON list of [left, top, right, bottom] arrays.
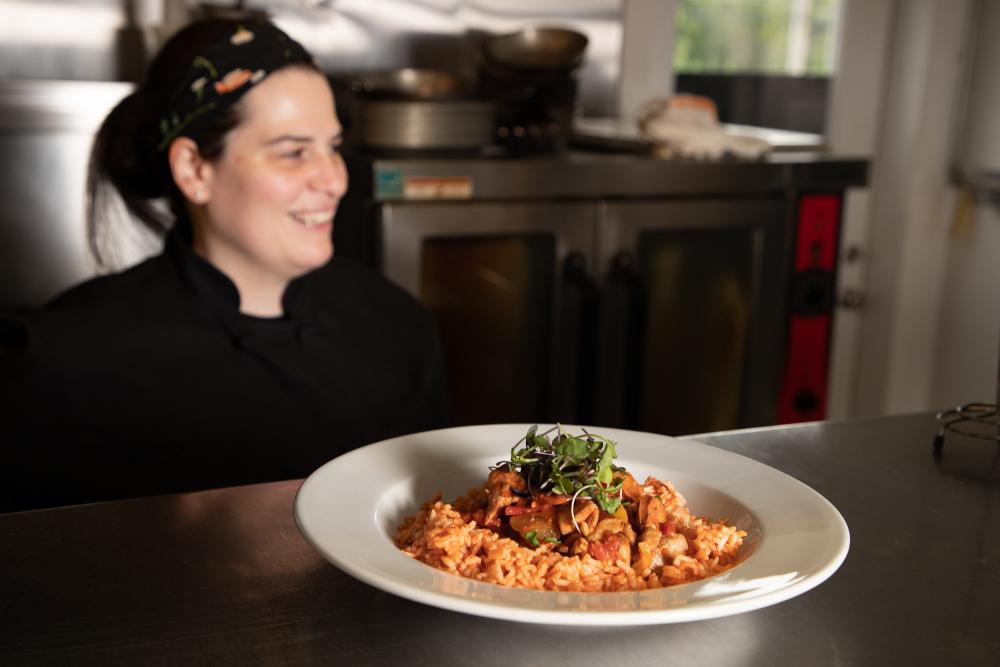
[[637, 98, 772, 160]]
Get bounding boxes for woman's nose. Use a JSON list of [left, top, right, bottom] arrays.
[[312, 152, 347, 198]]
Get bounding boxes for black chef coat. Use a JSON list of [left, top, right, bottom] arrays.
[[0, 226, 449, 512]]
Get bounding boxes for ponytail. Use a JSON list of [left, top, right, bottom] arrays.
[[86, 88, 174, 268]]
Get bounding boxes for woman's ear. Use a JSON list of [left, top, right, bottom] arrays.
[[167, 137, 214, 205]]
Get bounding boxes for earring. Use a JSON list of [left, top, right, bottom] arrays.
[[195, 189, 207, 203]]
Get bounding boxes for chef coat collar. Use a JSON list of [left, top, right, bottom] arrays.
[[164, 221, 315, 333]]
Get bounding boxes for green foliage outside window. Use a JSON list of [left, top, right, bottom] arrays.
[[674, 0, 841, 75]]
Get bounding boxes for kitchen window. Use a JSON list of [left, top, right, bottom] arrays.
[[673, 0, 842, 134]]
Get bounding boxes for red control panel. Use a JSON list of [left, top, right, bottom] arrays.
[[777, 194, 841, 424]]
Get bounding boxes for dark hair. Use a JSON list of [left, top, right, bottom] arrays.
[[86, 17, 317, 268]]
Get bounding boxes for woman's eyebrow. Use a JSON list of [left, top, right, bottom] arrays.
[[264, 134, 312, 146], [264, 131, 343, 146]]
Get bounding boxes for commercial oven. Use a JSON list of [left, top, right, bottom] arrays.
[[346, 154, 866, 434], [347, 153, 870, 435], [380, 196, 787, 435]]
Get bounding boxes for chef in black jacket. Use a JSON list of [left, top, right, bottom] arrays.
[[0, 17, 449, 512]]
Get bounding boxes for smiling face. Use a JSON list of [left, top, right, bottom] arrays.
[[190, 66, 347, 307]]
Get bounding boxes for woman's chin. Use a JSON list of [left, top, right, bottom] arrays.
[[294, 241, 334, 272]]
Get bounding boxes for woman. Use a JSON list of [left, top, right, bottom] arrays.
[[0, 17, 449, 511]]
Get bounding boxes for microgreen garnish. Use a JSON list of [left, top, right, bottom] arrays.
[[523, 530, 558, 548], [492, 424, 624, 516]]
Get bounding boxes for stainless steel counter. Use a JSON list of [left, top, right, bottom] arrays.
[[365, 150, 868, 201], [1, 412, 997, 665]]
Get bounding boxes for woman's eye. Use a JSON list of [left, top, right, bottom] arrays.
[[283, 148, 306, 160], [328, 143, 341, 155]]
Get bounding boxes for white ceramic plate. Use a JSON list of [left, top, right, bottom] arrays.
[[294, 424, 849, 625]]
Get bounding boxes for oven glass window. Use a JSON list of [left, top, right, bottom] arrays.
[[637, 226, 756, 435], [420, 234, 555, 425]]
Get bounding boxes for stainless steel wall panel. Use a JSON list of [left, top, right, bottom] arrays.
[[1, 0, 623, 116], [0, 80, 134, 131], [0, 80, 137, 307], [0, 0, 131, 81], [261, 0, 622, 116], [0, 132, 97, 306]]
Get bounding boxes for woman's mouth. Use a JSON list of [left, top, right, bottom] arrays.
[[290, 210, 334, 229]]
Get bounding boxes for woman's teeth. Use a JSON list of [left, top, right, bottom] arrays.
[[292, 211, 333, 228]]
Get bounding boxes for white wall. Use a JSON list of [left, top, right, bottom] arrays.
[[618, 0, 677, 120], [957, 0, 1000, 175], [865, 0, 970, 414], [827, 0, 980, 416], [823, 0, 893, 419], [931, 202, 1000, 408], [929, 0, 1000, 409]]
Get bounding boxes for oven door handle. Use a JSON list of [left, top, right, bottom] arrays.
[[551, 252, 599, 423], [595, 251, 644, 428]]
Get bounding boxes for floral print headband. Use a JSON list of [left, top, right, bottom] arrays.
[[157, 21, 313, 151]]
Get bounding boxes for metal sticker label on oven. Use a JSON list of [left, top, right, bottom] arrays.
[[375, 168, 404, 199], [403, 176, 474, 200]]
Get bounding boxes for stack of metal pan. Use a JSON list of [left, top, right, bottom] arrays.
[[476, 27, 589, 154], [350, 69, 495, 153]]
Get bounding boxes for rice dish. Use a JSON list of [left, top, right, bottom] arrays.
[[395, 426, 746, 592]]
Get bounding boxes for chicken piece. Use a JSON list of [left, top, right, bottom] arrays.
[[622, 520, 637, 546], [633, 526, 663, 576], [589, 517, 625, 542], [556, 506, 575, 535], [619, 472, 644, 502], [660, 532, 688, 560], [570, 536, 589, 556], [587, 517, 632, 564], [638, 495, 667, 529], [556, 499, 600, 536], [576, 502, 599, 536], [483, 468, 527, 526]]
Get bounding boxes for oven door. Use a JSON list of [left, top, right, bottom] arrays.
[[597, 198, 790, 435], [380, 202, 597, 426]]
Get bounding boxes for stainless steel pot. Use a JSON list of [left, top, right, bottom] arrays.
[[350, 69, 495, 151], [482, 27, 588, 73]]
